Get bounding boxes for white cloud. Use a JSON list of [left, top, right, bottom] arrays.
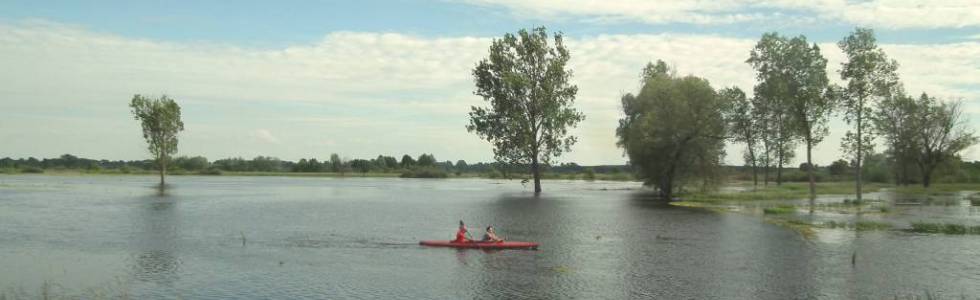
[[462, 0, 980, 29], [0, 20, 978, 165], [251, 129, 280, 144]]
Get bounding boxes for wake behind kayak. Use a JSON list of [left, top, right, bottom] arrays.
[[419, 240, 539, 250]]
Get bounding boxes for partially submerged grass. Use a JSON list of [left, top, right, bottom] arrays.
[[892, 183, 980, 194], [679, 182, 887, 203], [909, 222, 980, 235], [763, 205, 797, 215], [765, 218, 816, 239], [820, 220, 892, 231]]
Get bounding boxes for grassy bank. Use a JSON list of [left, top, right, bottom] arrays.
[[678, 181, 889, 203], [0, 168, 638, 182]]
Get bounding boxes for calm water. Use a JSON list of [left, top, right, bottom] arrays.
[[0, 175, 978, 299]]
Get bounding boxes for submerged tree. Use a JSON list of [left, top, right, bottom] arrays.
[[907, 94, 978, 187], [748, 32, 833, 198], [721, 87, 760, 187], [130, 94, 184, 186], [616, 61, 727, 200], [873, 90, 919, 185], [838, 27, 900, 201], [469, 26, 584, 194]]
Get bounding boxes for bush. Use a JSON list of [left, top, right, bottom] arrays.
[[400, 168, 448, 178], [763, 205, 796, 214], [20, 167, 43, 174], [910, 222, 980, 235], [582, 168, 596, 181], [198, 168, 222, 175]]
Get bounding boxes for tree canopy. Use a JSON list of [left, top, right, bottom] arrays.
[[130, 94, 184, 186], [616, 61, 727, 199], [468, 26, 584, 194]]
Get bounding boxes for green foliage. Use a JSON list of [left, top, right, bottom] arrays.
[[909, 222, 980, 235], [828, 159, 849, 176], [400, 155, 416, 169], [400, 168, 448, 178], [616, 60, 726, 199], [416, 153, 437, 167], [582, 167, 596, 181], [20, 167, 43, 174], [763, 205, 796, 214], [130, 94, 184, 185], [837, 27, 900, 200], [469, 26, 584, 193]]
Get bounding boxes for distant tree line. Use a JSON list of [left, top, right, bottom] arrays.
[[0, 153, 631, 177], [615, 27, 977, 200]]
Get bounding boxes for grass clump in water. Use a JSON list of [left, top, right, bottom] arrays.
[[854, 221, 892, 231], [763, 205, 796, 215], [909, 222, 980, 235]]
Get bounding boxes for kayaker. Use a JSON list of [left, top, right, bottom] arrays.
[[482, 225, 503, 243], [454, 220, 472, 243]]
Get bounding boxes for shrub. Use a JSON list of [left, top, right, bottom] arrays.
[[763, 205, 796, 214], [20, 167, 43, 174], [400, 168, 448, 178], [198, 168, 222, 175]]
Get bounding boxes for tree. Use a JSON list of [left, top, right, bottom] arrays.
[[417, 154, 436, 167], [616, 61, 726, 200], [468, 26, 584, 194], [130, 94, 184, 186], [838, 27, 900, 201], [873, 91, 919, 185], [828, 159, 850, 176], [720, 87, 760, 186], [330, 153, 343, 173], [907, 94, 978, 187], [748, 32, 833, 198], [400, 155, 416, 169]]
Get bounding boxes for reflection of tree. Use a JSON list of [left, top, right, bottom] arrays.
[[622, 192, 818, 298], [458, 194, 563, 299], [131, 193, 180, 284]]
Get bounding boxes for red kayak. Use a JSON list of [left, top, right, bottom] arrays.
[[419, 240, 539, 250]]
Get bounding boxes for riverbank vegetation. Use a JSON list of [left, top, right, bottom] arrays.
[[0, 153, 633, 181], [616, 27, 977, 201]]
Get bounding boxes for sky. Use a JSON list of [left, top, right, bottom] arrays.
[[1, 0, 979, 166]]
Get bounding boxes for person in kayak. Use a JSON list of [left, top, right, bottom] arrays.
[[482, 225, 503, 243], [453, 220, 472, 243]]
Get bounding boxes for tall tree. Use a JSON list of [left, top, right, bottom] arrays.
[[838, 27, 900, 201], [616, 61, 727, 200], [720, 87, 760, 187], [130, 94, 184, 186], [873, 90, 918, 185], [908, 94, 978, 187], [747, 33, 798, 185], [469, 26, 584, 194], [748, 33, 833, 198]]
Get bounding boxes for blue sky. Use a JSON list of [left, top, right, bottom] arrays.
[[1, 1, 978, 165]]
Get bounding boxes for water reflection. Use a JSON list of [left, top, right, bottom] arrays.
[[130, 190, 181, 285]]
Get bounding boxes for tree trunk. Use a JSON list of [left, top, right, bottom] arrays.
[[776, 147, 783, 185], [159, 156, 166, 186], [749, 146, 758, 187], [856, 109, 863, 202], [806, 137, 816, 199], [763, 163, 770, 186], [921, 162, 933, 188], [531, 155, 541, 194]]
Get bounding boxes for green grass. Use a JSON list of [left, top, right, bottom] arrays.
[[680, 181, 886, 203], [909, 222, 980, 235], [763, 205, 796, 214], [854, 221, 893, 231], [820, 220, 892, 231], [892, 183, 980, 194]]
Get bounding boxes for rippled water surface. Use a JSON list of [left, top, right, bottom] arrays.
[[1, 175, 978, 299]]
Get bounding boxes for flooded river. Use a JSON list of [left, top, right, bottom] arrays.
[[0, 175, 977, 299]]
